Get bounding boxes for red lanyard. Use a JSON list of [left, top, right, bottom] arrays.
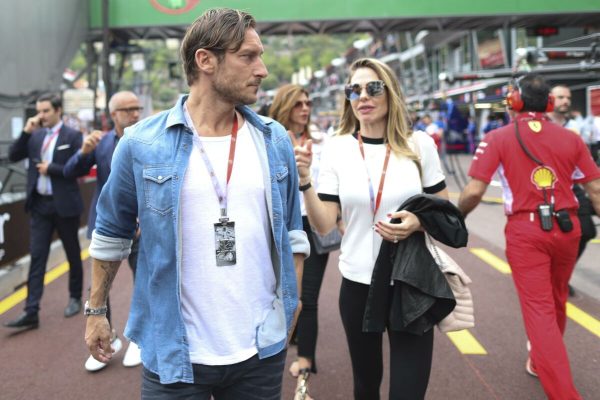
[[226, 114, 239, 185], [357, 133, 391, 220], [288, 130, 309, 147], [184, 105, 239, 217], [41, 126, 60, 155]]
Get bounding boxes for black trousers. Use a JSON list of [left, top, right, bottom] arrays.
[[295, 217, 330, 372], [339, 278, 434, 400], [141, 351, 286, 400], [25, 195, 82, 315], [573, 184, 597, 259]]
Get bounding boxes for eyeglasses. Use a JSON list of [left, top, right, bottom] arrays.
[[294, 100, 313, 108], [344, 80, 386, 101], [115, 107, 143, 114]]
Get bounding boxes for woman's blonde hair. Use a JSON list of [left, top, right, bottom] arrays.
[[269, 84, 311, 137], [338, 58, 419, 165]]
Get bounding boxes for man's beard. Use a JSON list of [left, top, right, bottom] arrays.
[[557, 105, 570, 115], [214, 74, 260, 106]]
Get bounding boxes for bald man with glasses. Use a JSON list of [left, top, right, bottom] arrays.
[[64, 90, 144, 372]]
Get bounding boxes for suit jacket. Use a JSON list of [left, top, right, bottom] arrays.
[[9, 124, 84, 217], [63, 129, 119, 237]]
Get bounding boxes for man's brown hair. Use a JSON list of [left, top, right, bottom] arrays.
[[180, 8, 256, 86]]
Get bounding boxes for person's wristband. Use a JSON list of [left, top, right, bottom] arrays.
[[299, 176, 312, 186], [299, 182, 312, 192], [84, 300, 108, 316]]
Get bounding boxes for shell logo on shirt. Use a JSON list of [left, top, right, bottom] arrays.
[[531, 166, 557, 190]]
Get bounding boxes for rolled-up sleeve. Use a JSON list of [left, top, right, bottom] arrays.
[[89, 231, 132, 261], [90, 130, 138, 259], [289, 229, 310, 258], [278, 122, 310, 258]]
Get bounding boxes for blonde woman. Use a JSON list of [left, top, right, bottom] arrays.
[[269, 84, 334, 400], [295, 58, 448, 399]]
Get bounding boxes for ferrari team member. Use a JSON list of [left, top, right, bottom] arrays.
[[458, 74, 600, 400]]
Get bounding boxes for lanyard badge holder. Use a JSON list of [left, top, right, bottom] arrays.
[[537, 202, 554, 231], [214, 209, 236, 266]]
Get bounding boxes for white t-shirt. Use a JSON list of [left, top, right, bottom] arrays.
[[180, 121, 275, 365], [317, 131, 445, 284]]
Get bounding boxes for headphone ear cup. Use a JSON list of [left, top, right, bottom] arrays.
[[546, 93, 555, 113], [507, 89, 524, 112]]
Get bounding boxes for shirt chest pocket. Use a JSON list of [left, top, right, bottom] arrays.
[[272, 165, 289, 209], [143, 166, 174, 215]]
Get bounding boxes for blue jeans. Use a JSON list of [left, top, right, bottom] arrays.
[[141, 350, 286, 400]]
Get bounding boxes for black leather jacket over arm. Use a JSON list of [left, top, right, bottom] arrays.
[[363, 194, 468, 335]]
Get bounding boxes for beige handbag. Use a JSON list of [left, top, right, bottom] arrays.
[[425, 234, 475, 333], [410, 134, 474, 332]]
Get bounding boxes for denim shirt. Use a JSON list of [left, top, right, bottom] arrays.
[[89, 95, 309, 384]]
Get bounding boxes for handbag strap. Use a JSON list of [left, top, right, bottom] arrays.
[[412, 135, 442, 268], [426, 233, 445, 269]]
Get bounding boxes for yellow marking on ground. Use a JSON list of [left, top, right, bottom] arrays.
[[482, 195, 503, 203], [0, 287, 26, 315], [470, 248, 512, 274], [0, 249, 89, 316], [446, 330, 487, 355], [566, 303, 600, 339], [591, 239, 600, 244], [472, 248, 600, 339], [448, 192, 503, 204]]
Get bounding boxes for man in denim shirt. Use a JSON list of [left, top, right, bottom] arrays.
[[83, 8, 309, 399]]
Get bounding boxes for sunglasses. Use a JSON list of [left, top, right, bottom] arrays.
[[344, 80, 386, 101], [294, 100, 313, 108], [115, 106, 144, 114]]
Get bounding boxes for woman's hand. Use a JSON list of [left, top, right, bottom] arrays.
[[375, 210, 421, 243], [294, 139, 313, 183]]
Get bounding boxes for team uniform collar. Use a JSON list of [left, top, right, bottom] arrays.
[[515, 112, 549, 121]]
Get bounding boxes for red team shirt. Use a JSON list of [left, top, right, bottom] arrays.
[[469, 112, 600, 215]]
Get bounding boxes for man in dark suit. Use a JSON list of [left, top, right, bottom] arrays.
[[4, 93, 84, 329], [64, 90, 143, 371]]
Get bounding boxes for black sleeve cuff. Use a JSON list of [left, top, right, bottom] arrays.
[[317, 193, 340, 204], [423, 180, 446, 194]]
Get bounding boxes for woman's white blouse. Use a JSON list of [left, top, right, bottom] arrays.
[[317, 130, 445, 284]]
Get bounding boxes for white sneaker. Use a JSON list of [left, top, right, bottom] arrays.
[[122, 341, 142, 367], [84, 337, 123, 372]]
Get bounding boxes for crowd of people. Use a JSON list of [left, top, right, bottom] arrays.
[[407, 86, 600, 163], [3, 7, 600, 400]]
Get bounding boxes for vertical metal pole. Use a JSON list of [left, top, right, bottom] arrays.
[[114, 52, 126, 93], [102, 0, 111, 125], [405, 32, 419, 99], [86, 41, 99, 129]]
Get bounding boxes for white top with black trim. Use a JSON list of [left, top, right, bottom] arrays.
[[317, 130, 445, 284]]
